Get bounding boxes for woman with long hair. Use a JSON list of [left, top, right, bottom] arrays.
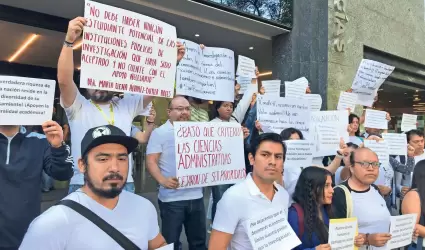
[[402, 160, 425, 250], [288, 167, 365, 250], [348, 114, 363, 146]]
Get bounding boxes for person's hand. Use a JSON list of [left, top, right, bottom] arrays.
[[160, 177, 179, 189], [42, 120, 64, 148], [401, 186, 410, 196], [259, 86, 265, 95], [354, 234, 366, 247], [346, 88, 353, 93], [242, 127, 250, 139], [347, 124, 355, 134], [315, 244, 331, 250], [386, 112, 391, 121], [177, 41, 185, 63], [306, 85, 311, 94], [377, 185, 392, 196], [368, 233, 392, 247], [147, 107, 156, 123], [408, 144, 415, 157], [65, 17, 86, 44], [366, 135, 382, 142], [255, 120, 263, 132], [413, 225, 420, 240], [200, 44, 205, 50], [346, 107, 352, 113], [255, 66, 260, 78]]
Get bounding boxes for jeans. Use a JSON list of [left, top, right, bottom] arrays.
[[68, 183, 136, 194], [211, 184, 232, 222], [158, 198, 206, 250]]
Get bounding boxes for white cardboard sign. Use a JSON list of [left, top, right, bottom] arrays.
[[81, 0, 177, 97], [0, 76, 55, 125], [174, 122, 245, 188]]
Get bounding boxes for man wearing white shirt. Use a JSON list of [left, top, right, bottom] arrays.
[[58, 17, 185, 193], [20, 125, 167, 250], [146, 96, 206, 250], [209, 133, 290, 250]]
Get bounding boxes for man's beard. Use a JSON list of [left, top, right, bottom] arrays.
[[89, 91, 114, 102], [84, 167, 125, 199]]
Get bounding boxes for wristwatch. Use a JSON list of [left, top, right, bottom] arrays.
[[63, 40, 74, 48]]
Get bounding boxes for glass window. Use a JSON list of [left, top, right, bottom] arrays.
[[192, 0, 293, 28]]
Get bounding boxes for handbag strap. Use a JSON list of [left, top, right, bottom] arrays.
[[57, 199, 141, 250]]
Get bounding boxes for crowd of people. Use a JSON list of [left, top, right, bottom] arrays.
[[1, 16, 425, 250]]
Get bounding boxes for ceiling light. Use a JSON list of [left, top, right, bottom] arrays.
[[249, 47, 254, 50], [405, 93, 407, 94], [73, 41, 82, 50], [195, 34, 200, 37], [258, 71, 272, 77], [389, 101, 391, 102], [416, 89, 419, 92], [8, 34, 39, 62]]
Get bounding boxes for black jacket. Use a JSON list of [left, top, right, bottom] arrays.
[[0, 132, 73, 249]]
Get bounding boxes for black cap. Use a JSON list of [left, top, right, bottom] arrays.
[[81, 125, 138, 156]]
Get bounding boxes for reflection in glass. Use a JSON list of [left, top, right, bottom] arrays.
[[197, 0, 293, 27]]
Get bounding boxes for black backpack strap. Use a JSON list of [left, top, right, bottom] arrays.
[[57, 200, 141, 250]]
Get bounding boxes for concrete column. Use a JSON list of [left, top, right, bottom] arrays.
[[272, 0, 329, 109]]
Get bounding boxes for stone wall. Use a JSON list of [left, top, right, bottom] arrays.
[[327, 0, 425, 111]]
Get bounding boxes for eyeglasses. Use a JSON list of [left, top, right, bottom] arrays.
[[355, 161, 381, 169], [170, 107, 191, 112]]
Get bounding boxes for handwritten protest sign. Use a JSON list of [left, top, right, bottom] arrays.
[[237, 76, 255, 94], [316, 124, 342, 153], [382, 133, 408, 156], [0, 76, 55, 125], [328, 218, 358, 250], [364, 109, 388, 129], [351, 59, 395, 107], [247, 208, 301, 250], [237, 55, 256, 78], [337, 91, 358, 112], [81, 0, 177, 97], [285, 77, 308, 98], [262, 80, 281, 97], [387, 214, 417, 249], [364, 140, 389, 171], [176, 39, 235, 101], [174, 122, 245, 188], [310, 111, 349, 157], [284, 140, 315, 167], [401, 113, 417, 132], [257, 95, 310, 136], [303, 94, 322, 111]]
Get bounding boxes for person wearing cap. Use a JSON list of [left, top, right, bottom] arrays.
[[19, 125, 167, 249], [0, 120, 73, 250], [58, 17, 185, 194]]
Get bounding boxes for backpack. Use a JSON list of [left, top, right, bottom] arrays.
[[334, 183, 380, 218], [292, 203, 305, 238]]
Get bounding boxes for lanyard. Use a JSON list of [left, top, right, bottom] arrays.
[[90, 100, 115, 125]]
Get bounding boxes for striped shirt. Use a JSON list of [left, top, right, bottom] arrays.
[[190, 105, 209, 122]]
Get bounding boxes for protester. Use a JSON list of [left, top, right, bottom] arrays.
[[396, 129, 425, 199], [19, 125, 166, 249], [348, 113, 363, 145], [58, 17, 184, 194], [333, 148, 392, 249], [209, 133, 290, 250], [288, 167, 365, 250], [146, 96, 206, 250], [0, 121, 73, 249], [401, 159, 425, 250], [334, 142, 359, 185]]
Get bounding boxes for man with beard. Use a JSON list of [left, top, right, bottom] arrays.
[[20, 125, 167, 249], [146, 95, 206, 250], [0, 121, 73, 249], [58, 17, 185, 193]]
